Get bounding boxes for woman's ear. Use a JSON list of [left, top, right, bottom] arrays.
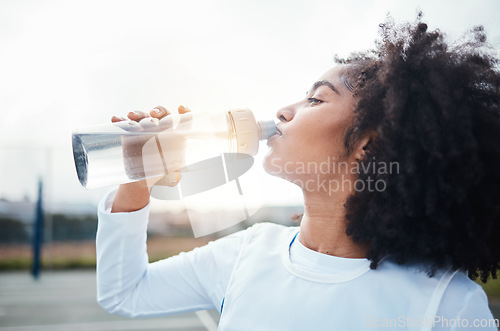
[[353, 133, 375, 161]]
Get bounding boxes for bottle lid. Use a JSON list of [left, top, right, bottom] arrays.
[[228, 109, 276, 156], [257, 120, 277, 140]]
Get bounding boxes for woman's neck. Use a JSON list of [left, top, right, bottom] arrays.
[[299, 189, 368, 259]]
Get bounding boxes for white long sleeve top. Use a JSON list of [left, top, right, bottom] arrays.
[[96, 190, 497, 330]]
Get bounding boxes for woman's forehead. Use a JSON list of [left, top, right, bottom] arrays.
[[316, 66, 352, 94], [319, 67, 344, 81]]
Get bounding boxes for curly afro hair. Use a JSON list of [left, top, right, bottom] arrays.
[[339, 14, 500, 283]]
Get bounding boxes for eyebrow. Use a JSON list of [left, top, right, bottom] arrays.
[[310, 80, 341, 95]]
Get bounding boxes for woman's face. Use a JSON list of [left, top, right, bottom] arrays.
[[263, 66, 357, 185]]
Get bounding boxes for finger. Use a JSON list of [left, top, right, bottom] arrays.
[[178, 105, 191, 114], [150, 106, 170, 119], [111, 115, 126, 123], [164, 171, 182, 187], [121, 120, 142, 132], [128, 111, 150, 122], [139, 117, 160, 129]]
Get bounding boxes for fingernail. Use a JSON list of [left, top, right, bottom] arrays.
[[134, 111, 143, 116]]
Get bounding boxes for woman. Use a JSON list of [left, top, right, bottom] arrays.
[[96, 17, 500, 330]]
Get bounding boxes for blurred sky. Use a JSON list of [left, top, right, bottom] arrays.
[[0, 0, 499, 211]]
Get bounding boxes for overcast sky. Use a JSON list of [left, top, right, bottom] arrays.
[[0, 0, 499, 211]]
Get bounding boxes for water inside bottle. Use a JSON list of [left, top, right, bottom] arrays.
[[73, 129, 234, 189]]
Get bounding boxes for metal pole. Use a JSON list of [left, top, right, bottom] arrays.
[[31, 178, 44, 279]]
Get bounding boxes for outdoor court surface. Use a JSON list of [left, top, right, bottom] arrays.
[[0, 271, 219, 331], [1, 271, 499, 330]]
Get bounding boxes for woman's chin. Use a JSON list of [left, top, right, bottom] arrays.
[[262, 153, 284, 178]]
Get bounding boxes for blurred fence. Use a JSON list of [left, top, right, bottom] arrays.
[[0, 146, 302, 271]]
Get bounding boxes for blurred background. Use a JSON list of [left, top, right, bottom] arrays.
[[1, 0, 499, 330]]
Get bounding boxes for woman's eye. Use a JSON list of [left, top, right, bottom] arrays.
[[308, 97, 323, 105]]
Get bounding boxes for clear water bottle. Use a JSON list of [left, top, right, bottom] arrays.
[[72, 109, 276, 189]]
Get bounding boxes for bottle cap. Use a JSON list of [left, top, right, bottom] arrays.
[[228, 109, 275, 156]]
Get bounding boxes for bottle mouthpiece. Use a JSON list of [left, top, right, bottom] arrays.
[[258, 120, 277, 140]]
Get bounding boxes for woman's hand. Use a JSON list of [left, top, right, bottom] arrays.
[[111, 105, 190, 213]]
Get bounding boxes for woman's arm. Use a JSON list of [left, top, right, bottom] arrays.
[[111, 181, 151, 213], [96, 189, 245, 317], [97, 105, 245, 317]]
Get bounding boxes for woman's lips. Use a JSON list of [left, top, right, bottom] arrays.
[[267, 127, 282, 145]]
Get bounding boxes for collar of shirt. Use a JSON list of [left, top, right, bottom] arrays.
[[283, 231, 372, 283]]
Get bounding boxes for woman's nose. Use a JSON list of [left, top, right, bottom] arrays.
[[276, 105, 295, 122]]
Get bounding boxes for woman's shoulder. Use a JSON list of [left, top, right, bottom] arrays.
[[223, 222, 298, 253], [245, 222, 299, 240], [446, 270, 485, 294], [380, 259, 476, 285], [374, 260, 492, 319], [213, 222, 297, 252], [437, 271, 494, 323], [444, 270, 490, 309], [249, 221, 298, 231], [379, 260, 488, 306]]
